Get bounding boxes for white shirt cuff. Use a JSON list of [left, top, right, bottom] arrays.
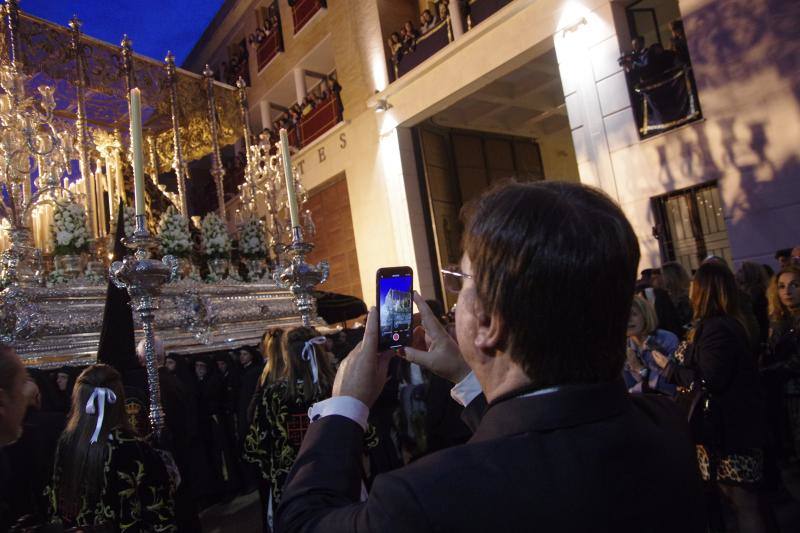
[[450, 371, 482, 407], [308, 396, 369, 431]]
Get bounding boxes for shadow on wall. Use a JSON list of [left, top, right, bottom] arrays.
[[650, 0, 800, 264], [688, 0, 800, 102]]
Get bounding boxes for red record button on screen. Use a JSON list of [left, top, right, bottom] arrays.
[[392, 333, 400, 342]]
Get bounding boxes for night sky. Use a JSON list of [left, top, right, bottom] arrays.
[[20, 0, 225, 66]]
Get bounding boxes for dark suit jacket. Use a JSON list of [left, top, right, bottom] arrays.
[[276, 380, 706, 532]]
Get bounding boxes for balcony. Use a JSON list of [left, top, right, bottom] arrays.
[[296, 94, 342, 145], [256, 27, 284, 71], [388, 1, 516, 80], [392, 18, 453, 80], [291, 0, 326, 34]]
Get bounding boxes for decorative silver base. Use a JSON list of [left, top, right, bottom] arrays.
[[275, 226, 328, 327], [0, 228, 43, 288]]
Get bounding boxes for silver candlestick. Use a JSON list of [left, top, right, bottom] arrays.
[[110, 214, 178, 436], [276, 226, 328, 326]]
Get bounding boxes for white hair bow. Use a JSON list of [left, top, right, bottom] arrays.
[[301, 336, 327, 385], [85, 387, 117, 444]]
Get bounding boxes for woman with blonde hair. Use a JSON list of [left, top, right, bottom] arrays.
[[762, 265, 800, 461], [624, 295, 678, 396], [659, 262, 769, 532], [46, 364, 175, 531], [243, 326, 336, 531]]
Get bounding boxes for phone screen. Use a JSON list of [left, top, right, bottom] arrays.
[[377, 267, 413, 350]]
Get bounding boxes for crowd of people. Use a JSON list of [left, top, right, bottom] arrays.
[[619, 20, 691, 84], [618, 19, 699, 131], [1, 182, 799, 532], [259, 75, 342, 148], [218, 41, 251, 87], [247, 4, 282, 50], [387, 2, 453, 66]]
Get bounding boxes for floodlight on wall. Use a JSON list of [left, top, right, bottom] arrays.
[[374, 98, 391, 113]]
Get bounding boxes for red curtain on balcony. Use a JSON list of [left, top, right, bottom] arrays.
[[292, 0, 326, 33], [298, 95, 342, 146], [256, 30, 283, 71]]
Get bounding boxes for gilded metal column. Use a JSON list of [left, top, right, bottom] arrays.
[[236, 77, 253, 171], [203, 65, 226, 220], [165, 52, 189, 216], [147, 135, 159, 182], [68, 16, 99, 240]]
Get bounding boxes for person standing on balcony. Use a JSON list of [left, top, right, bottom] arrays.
[[401, 21, 418, 53], [420, 9, 436, 34]]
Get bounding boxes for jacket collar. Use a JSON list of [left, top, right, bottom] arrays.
[[470, 380, 631, 443]]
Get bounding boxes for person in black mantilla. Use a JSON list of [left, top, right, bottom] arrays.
[[243, 327, 333, 530], [45, 364, 176, 532], [194, 355, 241, 504], [244, 327, 378, 532]]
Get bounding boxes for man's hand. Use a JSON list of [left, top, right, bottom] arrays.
[[402, 292, 470, 383], [332, 307, 393, 408]]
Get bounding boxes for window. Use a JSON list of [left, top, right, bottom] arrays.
[[651, 182, 732, 272]]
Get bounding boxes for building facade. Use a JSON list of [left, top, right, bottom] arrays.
[[184, 0, 800, 307]]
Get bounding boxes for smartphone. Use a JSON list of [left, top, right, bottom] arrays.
[[376, 266, 414, 350]]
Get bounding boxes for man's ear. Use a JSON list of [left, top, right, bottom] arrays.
[[473, 306, 506, 354]]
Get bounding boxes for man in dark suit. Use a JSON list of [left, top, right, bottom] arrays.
[[277, 182, 706, 532]]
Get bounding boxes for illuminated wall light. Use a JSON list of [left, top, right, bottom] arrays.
[[561, 17, 587, 37]]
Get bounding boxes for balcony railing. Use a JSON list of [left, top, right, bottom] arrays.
[[271, 94, 342, 151], [256, 27, 284, 71], [292, 0, 326, 34], [388, 0, 515, 80], [632, 65, 701, 137], [297, 94, 342, 145], [392, 18, 453, 79]]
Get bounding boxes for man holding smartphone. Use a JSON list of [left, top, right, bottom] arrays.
[[277, 182, 706, 532]]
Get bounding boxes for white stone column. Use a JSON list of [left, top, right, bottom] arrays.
[[448, 0, 465, 39], [293, 67, 307, 104], [259, 99, 272, 130]]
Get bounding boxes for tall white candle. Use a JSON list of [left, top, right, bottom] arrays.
[[129, 88, 146, 216], [279, 128, 300, 228]]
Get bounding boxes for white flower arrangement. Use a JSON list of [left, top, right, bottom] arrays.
[[51, 201, 91, 256], [157, 206, 193, 258], [121, 206, 136, 238], [47, 269, 69, 286], [239, 218, 267, 259], [201, 212, 231, 258]]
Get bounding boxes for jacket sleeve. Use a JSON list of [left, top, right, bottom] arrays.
[[276, 415, 429, 533]]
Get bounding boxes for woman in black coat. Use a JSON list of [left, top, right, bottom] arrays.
[[655, 262, 770, 532]]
